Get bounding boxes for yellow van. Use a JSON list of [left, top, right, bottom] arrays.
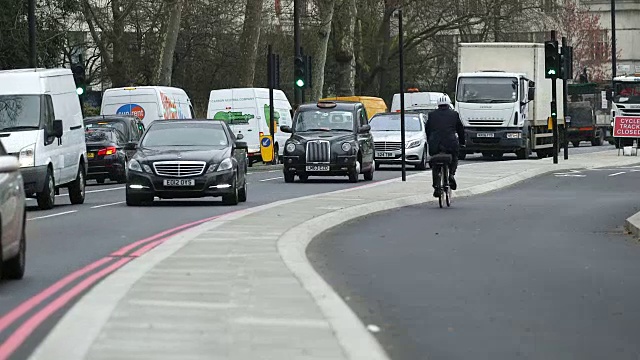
[[320, 96, 387, 120]]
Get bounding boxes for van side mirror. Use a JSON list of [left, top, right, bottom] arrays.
[[280, 125, 292, 133], [235, 141, 248, 150], [124, 142, 138, 151], [528, 87, 535, 101], [53, 120, 63, 138], [358, 124, 371, 133]]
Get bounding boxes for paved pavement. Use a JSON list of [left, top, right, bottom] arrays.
[[22, 148, 640, 360], [308, 166, 640, 360]]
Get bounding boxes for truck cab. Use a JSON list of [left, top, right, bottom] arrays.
[[610, 74, 640, 147], [455, 71, 535, 159]]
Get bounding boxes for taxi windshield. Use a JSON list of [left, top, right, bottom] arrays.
[[294, 110, 354, 132]]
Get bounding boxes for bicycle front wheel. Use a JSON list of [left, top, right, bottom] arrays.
[[438, 166, 445, 208]]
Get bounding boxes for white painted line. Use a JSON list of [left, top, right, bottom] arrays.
[[27, 210, 77, 221], [609, 172, 626, 177], [91, 201, 124, 209], [54, 186, 125, 198], [248, 169, 280, 174], [259, 176, 283, 182]]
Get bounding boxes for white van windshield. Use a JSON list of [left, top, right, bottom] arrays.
[[0, 95, 41, 131]]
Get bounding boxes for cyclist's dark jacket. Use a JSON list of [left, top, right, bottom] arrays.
[[425, 107, 465, 156]]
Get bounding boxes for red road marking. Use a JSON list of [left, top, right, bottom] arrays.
[[0, 257, 113, 334], [130, 238, 166, 257], [0, 258, 132, 360]]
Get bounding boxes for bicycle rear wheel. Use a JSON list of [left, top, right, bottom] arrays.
[[444, 165, 451, 207], [438, 166, 444, 208]]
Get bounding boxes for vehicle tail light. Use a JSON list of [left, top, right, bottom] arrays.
[[97, 146, 117, 156], [259, 132, 264, 138]]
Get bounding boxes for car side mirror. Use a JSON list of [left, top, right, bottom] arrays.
[[528, 87, 535, 101], [53, 119, 63, 138], [358, 124, 371, 133], [0, 155, 20, 173], [280, 125, 292, 133], [236, 133, 244, 140], [124, 142, 138, 151], [235, 141, 248, 150]]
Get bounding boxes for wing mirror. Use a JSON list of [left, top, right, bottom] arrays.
[[124, 142, 138, 151], [528, 87, 535, 101], [280, 125, 292, 133], [358, 124, 371, 133], [53, 120, 63, 138], [235, 141, 248, 150], [0, 156, 20, 173]]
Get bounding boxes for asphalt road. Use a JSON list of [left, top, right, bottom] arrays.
[[0, 142, 615, 359], [308, 163, 640, 360]]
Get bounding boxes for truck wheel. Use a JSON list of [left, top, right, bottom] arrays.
[[591, 131, 604, 146], [572, 141, 580, 148], [458, 151, 467, 160]]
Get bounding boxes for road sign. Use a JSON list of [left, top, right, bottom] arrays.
[[260, 134, 274, 162], [613, 116, 640, 138]]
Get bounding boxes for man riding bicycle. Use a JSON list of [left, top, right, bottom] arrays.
[[426, 95, 465, 197]]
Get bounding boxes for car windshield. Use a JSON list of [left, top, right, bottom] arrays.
[[294, 110, 354, 132], [369, 115, 422, 131], [141, 122, 229, 147], [85, 129, 119, 143], [457, 77, 519, 103], [85, 120, 128, 136], [0, 95, 41, 131], [614, 82, 640, 104]]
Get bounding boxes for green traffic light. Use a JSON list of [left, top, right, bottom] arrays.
[[295, 79, 305, 88], [548, 69, 556, 75], [76, 87, 84, 95]]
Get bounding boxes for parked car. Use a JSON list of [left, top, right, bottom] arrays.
[[124, 119, 248, 206], [0, 141, 26, 280], [84, 115, 145, 160], [280, 101, 375, 183], [85, 128, 128, 184], [0, 68, 87, 210], [369, 112, 429, 170]]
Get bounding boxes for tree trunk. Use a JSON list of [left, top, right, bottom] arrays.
[[332, 0, 357, 95], [155, 0, 184, 86], [237, 0, 264, 86], [111, 0, 130, 87], [376, 3, 394, 97], [309, 0, 336, 101]]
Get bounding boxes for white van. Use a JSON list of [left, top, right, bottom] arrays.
[[100, 86, 194, 127], [0, 68, 87, 210], [391, 91, 452, 113], [206, 88, 292, 165]]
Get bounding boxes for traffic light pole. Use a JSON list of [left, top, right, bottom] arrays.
[[562, 36, 569, 160], [293, 0, 301, 107], [398, 8, 406, 182], [551, 31, 559, 164]]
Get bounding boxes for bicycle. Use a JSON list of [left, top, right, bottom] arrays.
[[429, 153, 453, 208]]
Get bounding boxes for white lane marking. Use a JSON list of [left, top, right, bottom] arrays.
[[248, 169, 280, 174], [259, 176, 283, 182], [53, 186, 126, 198], [27, 210, 77, 221], [609, 172, 626, 177], [91, 201, 125, 209], [554, 170, 586, 177]]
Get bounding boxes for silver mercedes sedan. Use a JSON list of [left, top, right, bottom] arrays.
[[370, 112, 429, 170]]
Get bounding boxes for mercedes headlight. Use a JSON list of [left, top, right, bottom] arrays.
[[286, 142, 296, 153], [216, 158, 233, 172], [406, 140, 421, 149], [18, 143, 35, 167], [341, 142, 352, 152], [128, 159, 143, 172]]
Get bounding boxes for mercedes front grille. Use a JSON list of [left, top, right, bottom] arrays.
[[153, 161, 206, 177], [374, 141, 402, 151]]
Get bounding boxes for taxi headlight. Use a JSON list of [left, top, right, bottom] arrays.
[[286, 143, 297, 153], [341, 142, 352, 152]]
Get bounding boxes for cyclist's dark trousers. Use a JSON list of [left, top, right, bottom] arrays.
[[432, 152, 458, 188]]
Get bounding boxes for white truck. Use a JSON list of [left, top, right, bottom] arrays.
[[456, 42, 565, 159], [608, 74, 640, 147]]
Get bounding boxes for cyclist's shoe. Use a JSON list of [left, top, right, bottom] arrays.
[[433, 189, 441, 198], [449, 175, 457, 190]]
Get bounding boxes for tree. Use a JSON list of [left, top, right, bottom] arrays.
[[332, 0, 357, 95], [555, 0, 619, 82], [237, 0, 265, 86], [155, 0, 185, 86]]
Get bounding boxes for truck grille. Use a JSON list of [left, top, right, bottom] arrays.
[[153, 161, 206, 177], [620, 109, 640, 115], [306, 140, 330, 163], [468, 120, 504, 126], [374, 142, 402, 151]]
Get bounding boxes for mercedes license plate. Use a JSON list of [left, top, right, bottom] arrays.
[[476, 133, 495, 138], [306, 165, 330, 171], [163, 179, 195, 186], [375, 151, 394, 158]]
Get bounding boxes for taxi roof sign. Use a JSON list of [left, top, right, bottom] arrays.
[[123, 87, 137, 90], [317, 101, 337, 108], [407, 88, 420, 92]]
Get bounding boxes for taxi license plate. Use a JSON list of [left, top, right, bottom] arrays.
[[87, 152, 95, 159], [476, 133, 495, 138], [376, 151, 394, 158], [163, 179, 195, 186], [306, 165, 329, 171]]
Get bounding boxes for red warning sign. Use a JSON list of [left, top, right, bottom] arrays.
[[613, 116, 640, 138]]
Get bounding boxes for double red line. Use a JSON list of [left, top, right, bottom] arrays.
[[0, 213, 225, 360]]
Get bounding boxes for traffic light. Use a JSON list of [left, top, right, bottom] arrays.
[[71, 64, 86, 96], [294, 56, 305, 88], [305, 55, 312, 89], [559, 46, 573, 79], [544, 40, 559, 79]]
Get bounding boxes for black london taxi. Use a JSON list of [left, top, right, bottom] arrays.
[[280, 101, 375, 183]]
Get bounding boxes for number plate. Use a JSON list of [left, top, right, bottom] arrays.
[[476, 133, 495, 138], [306, 165, 330, 171], [87, 152, 95, 159], [375, 151, 394, 158], [163, 179, 196, 186]]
